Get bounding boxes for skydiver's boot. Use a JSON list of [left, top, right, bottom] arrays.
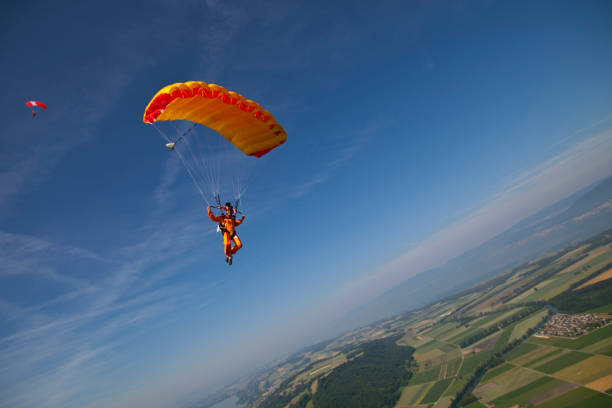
[[228, 256, 233, 266]]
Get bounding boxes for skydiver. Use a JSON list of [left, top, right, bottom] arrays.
[[26, 101, 47, 118], [207, 202, 245, 265]]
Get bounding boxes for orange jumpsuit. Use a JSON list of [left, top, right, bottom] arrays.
[[208, 207, 244, 257]]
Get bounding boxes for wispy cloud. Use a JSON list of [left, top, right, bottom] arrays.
[[291, 118, 389, 198], [0, 167, 227, 408]]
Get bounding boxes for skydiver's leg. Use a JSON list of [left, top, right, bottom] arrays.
[[231, 235, 242, 255], [223, 232, 232, 257]]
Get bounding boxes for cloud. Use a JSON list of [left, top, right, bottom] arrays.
[[0, 231, 223, 407], [0, 164, 227, 408], [291, 118, 389, 198]]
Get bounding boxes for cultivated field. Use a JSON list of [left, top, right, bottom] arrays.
[[232, 230, 612, 408]]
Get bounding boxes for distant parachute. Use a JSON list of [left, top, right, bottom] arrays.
[[25, 101, 47, 118], [143, 81, 286, 157]]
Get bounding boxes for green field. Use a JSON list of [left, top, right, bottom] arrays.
[[584, 337, 612, 356], [463, 401, 487, 408], [503, 342, 538, 361], [423, 323, 456, 339], [480, 363, 514, 383], [492, 325, 514, 353], [519, 267, 596, 302], [413, 339, 456, 361], [410, 365, 441, 385], [509, 344, 555, 366], [445, 357, 462, 378], [552, 355, 612, 384], [420, 378, 452, 403], [586, 304, 612, 314], [459, 351, 493, 376], [522, 347, 565, 367], [532, 351, 592, 374], [395, 382, 430, 407], [398, 331, 431, 348], [488, 376, 563, 408], [444, 308, 529, 347], [509, 309, 548, 341], [443, 377, 468, 397], [473, 365, 544, 402], [538, 386, 612, 408]]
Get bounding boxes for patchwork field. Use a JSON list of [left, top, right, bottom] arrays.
[[509, 309, 549, 341], [395, 382, 431, 407], [553, 355, 612, 385], [473, 365, 544, 401], [576, 266, 612, 290], [238, 231, 612, 408], [442, 235, 612, 408], [469, 321, 612, 407]]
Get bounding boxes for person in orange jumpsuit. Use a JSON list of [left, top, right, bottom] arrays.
[[207, 202, 245, 265]]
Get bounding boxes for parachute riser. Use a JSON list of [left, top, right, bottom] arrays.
[[212, 206, 245, 216], [211, 194, 245, 217]]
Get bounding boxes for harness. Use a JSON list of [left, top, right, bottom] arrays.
[[213, 196, 242, 237], [218, 215, 237, 237]]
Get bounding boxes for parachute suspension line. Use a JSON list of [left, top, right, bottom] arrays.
[[232, 177, 245, 208], [169, 122, 197, 146], [173, 146, 211, 206], [164, 123, 213, 205], [152, 122, 172, 143], [182, 131, 219, 198], [170, 122, 219, 197], [173, 125, 210, 192], [166, 122, 221, 204], [152, 122, 210, 205], [158, 121, 249, 210], [196, 124, 223, 200]]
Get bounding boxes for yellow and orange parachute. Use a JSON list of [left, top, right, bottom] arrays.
[[143, 81, 287, 157]]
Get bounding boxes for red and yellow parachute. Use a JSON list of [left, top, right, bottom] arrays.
[[143, 81, 287, 157]]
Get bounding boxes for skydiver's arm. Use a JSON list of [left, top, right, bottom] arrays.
[[207, 206, 223, 223], [235, 214, 245, 225]]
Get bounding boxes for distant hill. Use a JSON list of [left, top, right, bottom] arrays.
[[344, 174, 612, 328]]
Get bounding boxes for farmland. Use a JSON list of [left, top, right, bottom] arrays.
[[229, 230, 612, 408]]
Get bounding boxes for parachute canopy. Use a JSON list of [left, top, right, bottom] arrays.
[[143, 81, 287, 157], [25, 101, 47, 109]]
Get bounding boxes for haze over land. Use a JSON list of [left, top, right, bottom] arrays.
[[1, 1, 612, 408]]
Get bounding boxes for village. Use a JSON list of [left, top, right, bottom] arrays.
[[536, 313, 610, 338]]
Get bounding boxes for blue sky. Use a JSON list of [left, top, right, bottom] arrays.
[[1, 1, 612, 407]]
